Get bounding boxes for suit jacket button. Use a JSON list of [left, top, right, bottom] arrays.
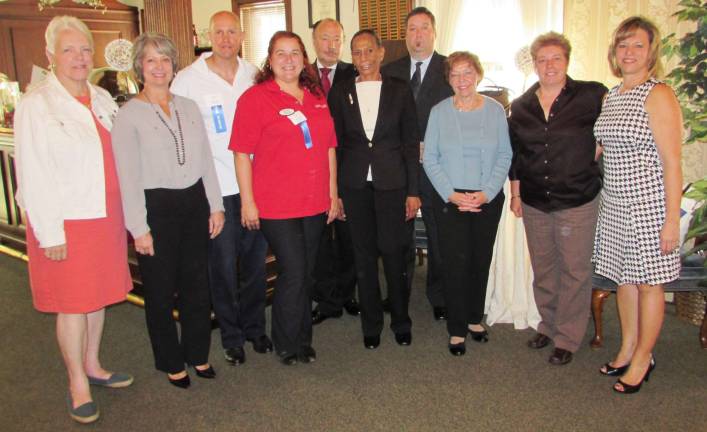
[[368, 142, 373, 148]]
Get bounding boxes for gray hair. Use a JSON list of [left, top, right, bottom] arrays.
[[45, 15, 94, 55], [131, 32, 178, 83]]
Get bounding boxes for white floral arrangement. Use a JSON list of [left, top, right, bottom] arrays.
[[38, 0, 106, 11], [105, 39, 133, 72], [514, 46, 534, 76]]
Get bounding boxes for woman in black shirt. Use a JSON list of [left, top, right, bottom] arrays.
[[508, 32, 606, 366]]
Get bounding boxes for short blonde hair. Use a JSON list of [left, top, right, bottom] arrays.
[[608, 16, 663, 78], [445, 51, 484, 83], [131, 32, 178, 83], [530, 32, 571, 61], [45, 15, 94, 55]]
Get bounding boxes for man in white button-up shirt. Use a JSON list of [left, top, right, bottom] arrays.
[[171, 11, 272, 366]]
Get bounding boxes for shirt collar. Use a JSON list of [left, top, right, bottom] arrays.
[[316, 60, 337, 72]]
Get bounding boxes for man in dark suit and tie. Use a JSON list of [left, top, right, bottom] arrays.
[[381, 7, 454, 322], [328, 29, 420, 349], [309, 18, 360, 325]]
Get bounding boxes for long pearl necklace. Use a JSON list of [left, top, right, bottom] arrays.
[[144, 92, 186, 166]]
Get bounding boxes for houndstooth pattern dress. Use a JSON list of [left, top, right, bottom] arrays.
[[592, 78, 680, 285]]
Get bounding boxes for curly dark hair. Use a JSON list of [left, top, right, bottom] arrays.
[[256, 31, 323, 98]]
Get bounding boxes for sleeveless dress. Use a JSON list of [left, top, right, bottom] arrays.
[[26, 95, 132, 313], [592, 78, 680, 285]]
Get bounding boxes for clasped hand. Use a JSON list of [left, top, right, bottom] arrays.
[[449, 191, 487, 212]]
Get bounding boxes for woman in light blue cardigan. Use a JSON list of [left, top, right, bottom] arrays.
[[423, 51, 512, 356]]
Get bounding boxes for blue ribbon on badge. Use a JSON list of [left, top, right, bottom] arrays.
[[211, 105, 227, 133], [299, 121, 313, 150]]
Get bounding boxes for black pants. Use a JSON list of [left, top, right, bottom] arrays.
[[342, 184, 412, 337], [138, 179, 212, 374], [408, 169, 445, 308], [432, 190, 504, 337], [208, 194, 268, 350], [260, 214, 325, 357], [312, 219, 357, 315]]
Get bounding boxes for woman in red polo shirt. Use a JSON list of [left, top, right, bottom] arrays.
[[230, 31, 339, 366]]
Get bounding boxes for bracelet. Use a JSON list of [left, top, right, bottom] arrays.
[[511, 195, 521, 199]]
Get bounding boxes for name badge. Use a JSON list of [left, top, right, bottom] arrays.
[[283, 110, 313, 150], [204, 94, 227, 134]]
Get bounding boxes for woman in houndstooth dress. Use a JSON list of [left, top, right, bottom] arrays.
[[593, 16, 683, 394]]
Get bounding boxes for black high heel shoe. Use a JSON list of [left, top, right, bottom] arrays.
[[599, 361, 630, 377], [193, 365, 216, 379], [613, 357, 656, 394], [168, 372, 191, 389], [448, 339, 466, 356], [468, 326, 489, 343]]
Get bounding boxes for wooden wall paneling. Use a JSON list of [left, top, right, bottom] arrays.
[[143, 0, 194, 70], [0, 0, 139, 90], [358, 0, 410, 40]]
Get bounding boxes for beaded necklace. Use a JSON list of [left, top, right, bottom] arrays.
[[144, 92, 186, 166]]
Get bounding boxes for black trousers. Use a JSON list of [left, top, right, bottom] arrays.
[[312, 219, 357, 315], [260, 214, 325, 357], [408, 169, 445, 308], [432, 190, 504, 337], [342, 184, 412, 337], [208, 194, 268, 350], [138, 179, 212, 374]]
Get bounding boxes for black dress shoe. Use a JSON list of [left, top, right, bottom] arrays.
[[297, 346, 317, 363], [311, 309, 343, 325], [382, 298, 391, 313], [247, 335, 273, 353], [363, 335, 380, 349], [548, 348, 573, 365], [395, 332, 412, 346], [448, 340, 466, 356], [280, 353, 298, 366], [168, 373, 190, 389], [433, 307, 448, 321], [527, 333, 551, 349], [224, 347, 246, 365], [468, 327, 489, 343], [343, 300, 361, 316], [193, 365, 216, 378]]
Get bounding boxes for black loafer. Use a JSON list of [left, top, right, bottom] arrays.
[[193, 365, 216, 378], [448, 341, 466, 356], [224, 346, 246, 365], [311, 309, 343, 325], [363, 335, 380, 349], [298, 346, 317, 363], [247, 335, 273, 353], [280, 353, 298, 366], [343, 300, 361, 316], [394, 332, 412, 346], [549, 348, 573, 366], [527, 333, 551, 349]]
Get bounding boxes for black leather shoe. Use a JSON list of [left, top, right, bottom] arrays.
[[363, 335, 380, 349], [224, 347, 246, 365], [433, 307, 448, 321], [280, 353, 298, 366], [469, 330, 489, 343], [247, 335, 273, 353], [395, 332, 412, 346], [548, 348, 573, 365], [311, 309, 343, 325], [448, 340, 466, 356], [382, 298, 391, 313], [343, 300, 361, 316], [193, 365, 216, 378], [297, 346, 317, 363], [168, 373, 190, 389], [527, 333, 551, 349], [599, 361, 630, 377]]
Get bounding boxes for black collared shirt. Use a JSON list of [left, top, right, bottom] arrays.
[[508, 77, 607, 212]]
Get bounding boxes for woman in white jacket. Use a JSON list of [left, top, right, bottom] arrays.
[[14, 16, 133, 424]]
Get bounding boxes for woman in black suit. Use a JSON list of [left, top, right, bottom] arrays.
[[328, 29, 420, 349]]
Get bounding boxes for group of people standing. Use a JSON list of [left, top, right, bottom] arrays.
[[14, 5, 682, 424]]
